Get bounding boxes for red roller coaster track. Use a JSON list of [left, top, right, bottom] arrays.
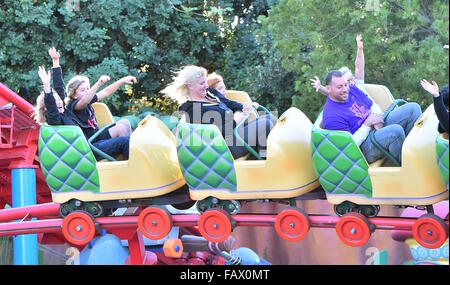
[[1, 82, 448, 265]]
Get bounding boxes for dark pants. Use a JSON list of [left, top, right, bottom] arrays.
[[92, 135, 130, 160], [228, 114, 277, 159]]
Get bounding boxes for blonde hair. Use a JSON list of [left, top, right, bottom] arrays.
[[65, 75, 90, 105], [33, 89, 58, 125], [160, 65, 207, 104], [339, 66, 352, 75], [206, 72, 223, 89]]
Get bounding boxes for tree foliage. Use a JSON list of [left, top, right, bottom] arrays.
[[261, 0, 449, 120], [0, 0, 230, 114], [1, 0, 448, 120]]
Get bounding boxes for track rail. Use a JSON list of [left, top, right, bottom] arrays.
[[1, 203, 446, 237]]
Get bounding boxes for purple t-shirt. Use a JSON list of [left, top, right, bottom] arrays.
[[322, 85, 373, 134]]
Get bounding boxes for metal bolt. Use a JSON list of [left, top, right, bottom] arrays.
[[289, 222, 295, 228], [76, 225, 82, 232], [350, 228, 356, 235], [213, 223, 218, 229], [152, 220, 158, 226], [75, 200, 81, 207], [211, 198, 218, 204], [427, 230, 433, 236]]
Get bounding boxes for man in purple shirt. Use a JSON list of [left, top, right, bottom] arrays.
[[322, 70, 422, 164]]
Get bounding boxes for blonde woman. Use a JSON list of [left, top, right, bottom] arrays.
[[162, 65, 275, 159]]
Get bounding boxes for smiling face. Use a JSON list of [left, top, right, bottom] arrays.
[[188, 75, 208, 100], [214, 80, 226, 95], [73, 81, 89, 100], [53, 92, 64, 113], [326, 75, 349, 102]]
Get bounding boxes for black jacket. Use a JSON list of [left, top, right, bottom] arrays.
[[433, 93, 449, 133], [66, 94, 99, 139], [44, 67, 77, 126], [178, 88, 243, 137]]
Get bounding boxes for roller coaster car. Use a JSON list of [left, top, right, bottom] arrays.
[[311, 84, 449, 217], [38, 102, 190, 218], [436, 132, 449, 191], [175, 90, 321, 215]]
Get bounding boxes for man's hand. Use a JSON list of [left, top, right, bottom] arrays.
[[121, 75, 137, 85], [420, 79, 439, 98], [363, 113, 384, 129], [356, 34, 363, 50]]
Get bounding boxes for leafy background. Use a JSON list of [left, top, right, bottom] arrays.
[[1, 0, 448, 120]]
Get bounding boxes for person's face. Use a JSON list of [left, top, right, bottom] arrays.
[[188, 75, 208, 98], [342, 70, 356, 86], [326, 76, 349, 102], [53, 92, 64, 113], [215, 81, 226, 95], [74, 81, 89, 99]]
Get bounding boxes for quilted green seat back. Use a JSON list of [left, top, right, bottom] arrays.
[[176, 122, 237, 192], [38, 125, 100, 193], [310, 113, 373, 198], [436, 135, 449, 190]]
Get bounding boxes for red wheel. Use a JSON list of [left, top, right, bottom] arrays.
[[198, 209, 232, 243], [138, 206, 172, 240], [336, 212, 372, 247], [274, 207, 310, 242], [412, 214, 449, 249], [62, 211, 96, 246]]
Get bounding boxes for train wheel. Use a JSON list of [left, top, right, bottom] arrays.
[[138, 206, 173, 240], [198, 209, 232, 243], [412, 214, 449, 249], [336, 213, 373, 247], [274, 207, 310, 242], [62, 211, 96, 246]]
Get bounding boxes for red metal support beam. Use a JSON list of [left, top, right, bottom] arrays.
[[124, 229, 158, 265], [0, 202, 60, 223], [0, 83, 35, 117]]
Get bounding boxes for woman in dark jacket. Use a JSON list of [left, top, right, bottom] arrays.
[[162, 65, 275, 159]]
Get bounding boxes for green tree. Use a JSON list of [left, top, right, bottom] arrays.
[[214, 0, 297, 114], [0, 0, 231, 115], [261, 0, 449, 120]]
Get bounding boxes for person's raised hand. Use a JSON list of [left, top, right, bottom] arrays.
[[356, 34, 363, 50], [97, 75, 111, 85], [310, 76, 322, 92], [38, 66, 51, 85], [420, 79, 439, 98], [121, 75, 137, 84], [48, 47, 60, 61]]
